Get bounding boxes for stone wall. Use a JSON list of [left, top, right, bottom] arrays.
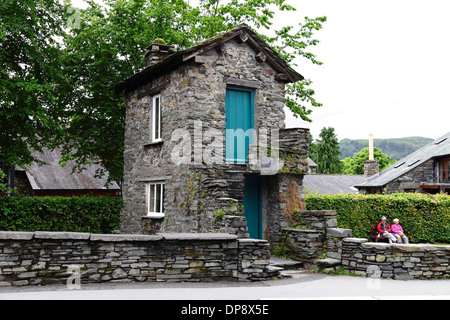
[[341, 238, 450, 280], [0, 231, 275, 287], [274, 210, 449, 280], [283, 228, 325, 266], [276, 210, 339, 266]]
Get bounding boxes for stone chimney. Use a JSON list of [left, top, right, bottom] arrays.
[[144, 39, 176, 67], [364, 134, 379, 178]]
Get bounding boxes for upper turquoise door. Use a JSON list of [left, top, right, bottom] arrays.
[[225, 87, 255, 163]]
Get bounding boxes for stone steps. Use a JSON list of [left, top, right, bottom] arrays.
[[269, 257, 305, 278], [269, 257, 303, 270]]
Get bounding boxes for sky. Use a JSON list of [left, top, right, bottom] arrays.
[[71, 0, 450, 141], [278, 0, 450, 141]]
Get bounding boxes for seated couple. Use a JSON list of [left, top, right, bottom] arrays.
[[377, 216, 409, 244]]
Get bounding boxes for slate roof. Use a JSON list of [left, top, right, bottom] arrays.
[[355, 132, 450, 188], [303, 174, 365, 194], [114, 23, 304, 93], [23, 149, 120, 191]]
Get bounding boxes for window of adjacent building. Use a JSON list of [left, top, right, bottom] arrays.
[[152, 94, 162, 142], [438, 157, 450, 183], [146, 182, 164, 218]]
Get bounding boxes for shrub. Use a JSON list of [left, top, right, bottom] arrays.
[[305, 193, 450, 244], [0, 196, 122, 233]]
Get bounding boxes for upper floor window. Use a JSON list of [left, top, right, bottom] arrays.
[[152, 94, 162, 142]]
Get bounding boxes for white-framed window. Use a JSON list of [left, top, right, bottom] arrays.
[[146, 182, 164, 218], [152, 94, 162, 142]]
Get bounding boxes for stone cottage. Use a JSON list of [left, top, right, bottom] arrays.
[[114, 24, 309, 241], [356, 132, 450, 194]]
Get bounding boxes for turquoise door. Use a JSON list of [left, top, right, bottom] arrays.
[[243, 175, 262, 239], [225, 87, 254, 163]]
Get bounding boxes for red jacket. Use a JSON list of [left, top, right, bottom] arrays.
[[377, 221, 391, 234]]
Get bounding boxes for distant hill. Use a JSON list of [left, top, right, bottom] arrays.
[[339, 137, 434, 160]]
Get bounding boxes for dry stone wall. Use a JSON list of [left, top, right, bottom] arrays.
[[342, 238, 450, 280], [277, 210, 450, 280], [0, 231, 275, 287]]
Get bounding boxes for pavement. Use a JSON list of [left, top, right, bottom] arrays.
[[0, 270, 449, 300]]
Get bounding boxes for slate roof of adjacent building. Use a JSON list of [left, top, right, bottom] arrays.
[[303, 174, 365, 194], [21, 149, 120, 191], [114, 23, 304, 93], [355, 132, 450, 188]]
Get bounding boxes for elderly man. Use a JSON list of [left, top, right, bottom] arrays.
[[377, 216, 397, 244], [391, 218, 409, 244]]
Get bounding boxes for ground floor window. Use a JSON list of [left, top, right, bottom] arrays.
[[146, 182, 164, 218]]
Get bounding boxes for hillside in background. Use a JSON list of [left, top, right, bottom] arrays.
[[339, 137, 434, 160]]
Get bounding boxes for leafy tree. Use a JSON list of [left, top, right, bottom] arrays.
[[315, 127, 343, 174], [0, 0, 69, 167], [58, 0, 326, 182], [340, 157, 354, 174]]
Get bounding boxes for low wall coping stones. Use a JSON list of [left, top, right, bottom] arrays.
[[343, 237, 368, 244], [326, 228, 352, 238], [0, 231, 34, 240], [159, 233, 237, 241], [360, 242, 450, 252], [361, 242, 391, 250], [391, 243, 450, 252], [34, 231, 91, 240], [90, 234, 163, 242]]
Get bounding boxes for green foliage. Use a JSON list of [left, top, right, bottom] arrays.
[[305, 193, 450, 244], [341, 147, 394, 175], [58, 0, 326, 182], [309, 127, 343, 174], [2, 0, 326, 183], [0, 196, 122, 233], [0, 0, 69, 167]]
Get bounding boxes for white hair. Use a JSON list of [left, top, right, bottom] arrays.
[[393, 218, 399, 222]]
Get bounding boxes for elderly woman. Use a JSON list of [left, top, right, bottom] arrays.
[[391, 218, 409, 244], [377, 216, 397, 244]]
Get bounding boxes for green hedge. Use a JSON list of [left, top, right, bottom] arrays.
[[0, 196, 122, 234], [305, 193, 450, 244]]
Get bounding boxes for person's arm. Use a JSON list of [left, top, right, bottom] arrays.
[[377, 222, 384, 233]]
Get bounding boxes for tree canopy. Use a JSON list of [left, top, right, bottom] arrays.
[[1, 0, 327, 182], [0, 0, 68, 167], [343, 147, 394, 175], [309, 127, 343, 174]]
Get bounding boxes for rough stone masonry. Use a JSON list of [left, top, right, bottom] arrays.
[[0, 231, 277, 287]]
